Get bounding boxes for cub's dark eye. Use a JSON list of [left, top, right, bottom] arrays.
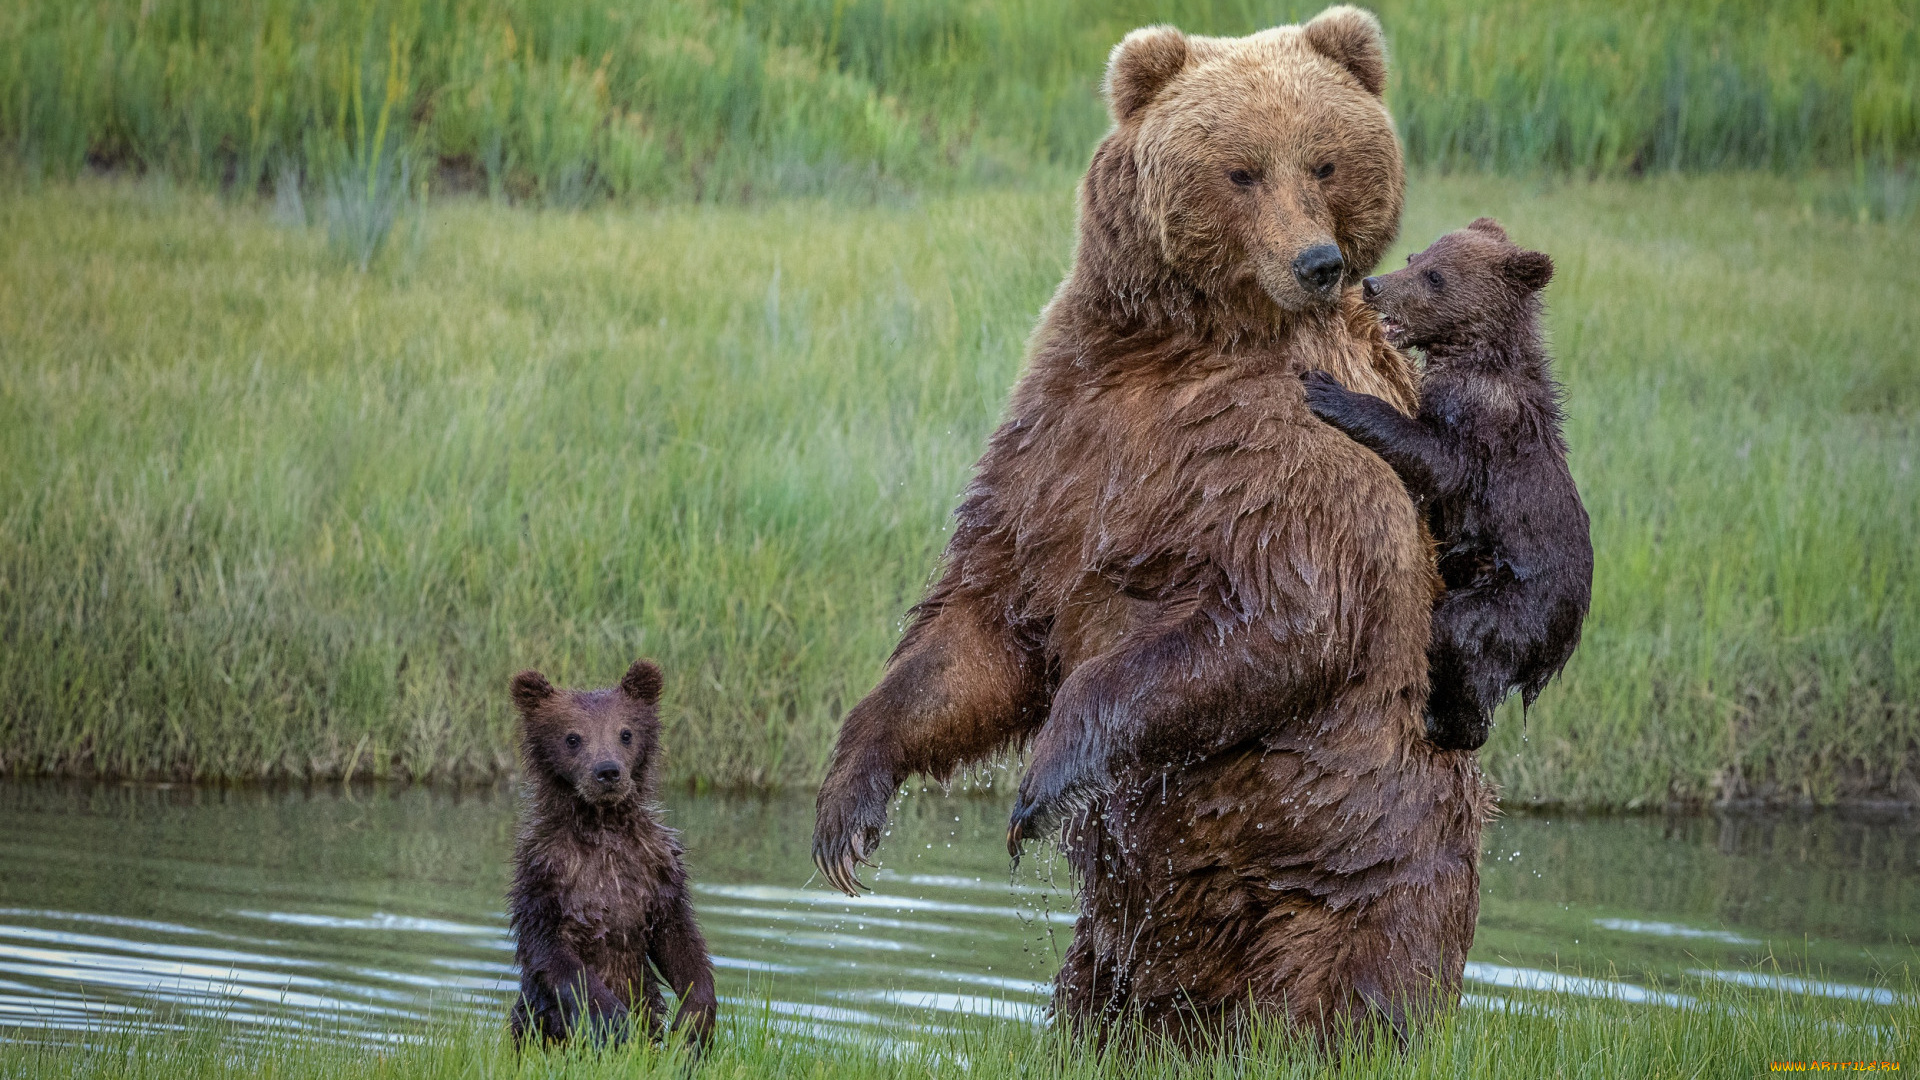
[[1425, 269, 1444, 288], [564, 733, 581, 749], [1313, 162, 1336, 180], [620, 729, 632, 745], [1227, 169, 1257, 187]]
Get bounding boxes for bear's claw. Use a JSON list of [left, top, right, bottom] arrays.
[[813, 828, 877, 896], [1005, 790, 1064, 859]]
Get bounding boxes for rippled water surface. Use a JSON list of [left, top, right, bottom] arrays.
[[0, 781, 1913, 1041]]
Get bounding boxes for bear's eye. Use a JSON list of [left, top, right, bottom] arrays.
[[1425, 270, 1444, 288], [1313, 163, 1336, 180], [620, 729, 632, 745], [1227, 169, 1258, 188], [564, 733, 581, 749]]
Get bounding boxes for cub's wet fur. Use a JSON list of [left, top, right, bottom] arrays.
[[1304, 218, 1592, 751], [507, 659, 716, 1048]]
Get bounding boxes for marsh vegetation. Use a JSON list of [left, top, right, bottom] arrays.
[[0, 171, 1913, 804], [4, 0, 1916, 203]]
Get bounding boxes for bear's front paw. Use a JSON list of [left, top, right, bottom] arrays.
[[1007, 726, 1110, 859], [1422, 706, 1493, 752], [812, 772, 894, 896], [1301, 369, 1355, 419], [671, 991, 718, 1049], [585, 992, 631, 1046]]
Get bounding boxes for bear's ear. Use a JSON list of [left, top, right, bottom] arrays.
[[1105, 26, 1189, 123], [510, 670, 553, 712], [1304, 6, 1388, 98], [1466, 217, 1511, 241], [1504, 249, 1555, 291], [620, 659, 663, 706]]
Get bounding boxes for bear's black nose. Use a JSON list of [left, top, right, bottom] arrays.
[[593, 762, 622, 784], [1292, 244, 1345, 295], [1361, 275, 1382, 299]]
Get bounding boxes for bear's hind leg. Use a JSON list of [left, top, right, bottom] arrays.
[[1424, 586, 1526, 751]]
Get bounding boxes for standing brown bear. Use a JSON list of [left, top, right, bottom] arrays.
[[813, 6, 1491, 1044], [508, 660, 717, 1049]]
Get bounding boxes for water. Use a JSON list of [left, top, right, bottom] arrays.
[[0, 780, 1913, 1042]]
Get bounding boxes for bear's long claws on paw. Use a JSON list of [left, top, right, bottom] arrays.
[[1006, 789, 1071, 860], [1008, 715, 1109, 857], [1006, 774, 1077, 859], [813, 782, 889, 896], [813, 829, 876, 897]]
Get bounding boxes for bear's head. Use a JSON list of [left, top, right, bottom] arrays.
[[1094, 6, 1403, 320], [1361, 217, 1554, 352], [511, 659, 664, 806]]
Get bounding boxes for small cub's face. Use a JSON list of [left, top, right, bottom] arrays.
[[511, 660, 664, 806], [1362, 218, 1553, 351]]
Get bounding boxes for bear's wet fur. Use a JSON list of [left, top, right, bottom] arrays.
[[813, 6, 1491, 1046], [507, 659, 716, 1049], [1304, 218, 1593, 751]]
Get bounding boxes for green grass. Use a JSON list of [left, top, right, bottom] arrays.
[[3, 970, 1915, 1080], [0, 170, 1913, 805], [2, 0, 1916, 204]]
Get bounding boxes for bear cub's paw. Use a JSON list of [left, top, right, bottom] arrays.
[[1301, 369, 1360, 424]]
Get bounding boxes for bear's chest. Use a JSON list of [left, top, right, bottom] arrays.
[[546, 833, 669, 954], [982, 327, 1407, 665], [1005, 360, 1302, 572]]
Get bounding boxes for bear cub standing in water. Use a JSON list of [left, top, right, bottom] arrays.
[[508, 659, 716, 1048], [1304, 218, 1592, 752]]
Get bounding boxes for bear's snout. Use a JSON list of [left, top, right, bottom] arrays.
[[592, 761, 623, 784], [1361, 275, 1383, 299], [1292, 244, 1345, 297]]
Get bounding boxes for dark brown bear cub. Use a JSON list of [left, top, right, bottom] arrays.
[[507, 659, 716, 1048], [1304, 218, 1593, 751]]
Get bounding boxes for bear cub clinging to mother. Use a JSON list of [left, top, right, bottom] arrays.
[[1304, 218, 1593, 751], [507, 659, 716, 1048]]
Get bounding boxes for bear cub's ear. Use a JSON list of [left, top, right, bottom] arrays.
[[1304, 6, 1388, 98], [1106, 26, 1189, 123], [620, 659, 664, 706], [510, 670, 554, 712], [1504, 249, 1555, 292], [1466, 217, 1510, 241]]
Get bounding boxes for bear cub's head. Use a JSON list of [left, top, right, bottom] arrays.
[[511, 659, 663, 807], [1361, 218, 1553, 353]]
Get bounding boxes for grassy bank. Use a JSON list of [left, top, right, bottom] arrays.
[[0, 171, 1915, 805], [2, 0, 1916, 204], [3, 972, 1915, 1080]]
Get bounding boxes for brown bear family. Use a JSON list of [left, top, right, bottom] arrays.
[[814, 3, 1498, 1047], [506, 3, 1589, 1054]]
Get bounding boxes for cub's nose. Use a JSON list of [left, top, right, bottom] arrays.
[[593, 762, 623, 784], [1361, 275, 1382, 299], [1292, 244, 1345, 296]]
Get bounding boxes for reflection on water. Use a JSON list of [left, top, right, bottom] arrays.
[[0, 781, 1912, 1041]]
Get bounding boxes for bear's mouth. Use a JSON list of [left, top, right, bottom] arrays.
[[1376, 315, 1408, 347], [580, 777, 636, 804]]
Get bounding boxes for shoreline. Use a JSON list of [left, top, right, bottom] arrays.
[[1, 772, 1913, 818]]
